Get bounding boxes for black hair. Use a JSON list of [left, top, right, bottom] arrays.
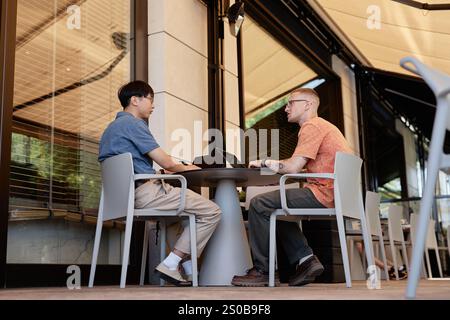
[[118, 80, 154, 108]]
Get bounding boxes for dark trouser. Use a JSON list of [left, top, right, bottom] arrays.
[[248, 187, 325, 273]]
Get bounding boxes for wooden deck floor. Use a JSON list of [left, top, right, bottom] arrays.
[[0, 280, 449, 300]]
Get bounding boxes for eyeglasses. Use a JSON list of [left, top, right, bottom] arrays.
[[142, 96, 154, 103], [287, 99, 308, 107]]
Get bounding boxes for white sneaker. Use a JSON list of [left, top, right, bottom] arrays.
[[155, 262, 188, 285]]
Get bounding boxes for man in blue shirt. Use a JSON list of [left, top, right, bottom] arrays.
[[99, 81, 221, 285]]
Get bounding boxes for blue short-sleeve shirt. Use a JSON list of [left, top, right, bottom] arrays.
[[98, 112, 160, 174]]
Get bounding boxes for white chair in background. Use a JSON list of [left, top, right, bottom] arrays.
[[268, 152, 375, 288], [426, 219, 444, 278], [447, 225, 450, 258], [410, 213, 431, 279], [387, 205, 409, 280], [88, 152, 198, 288], [410, 214, 444, 278], [348, 191, 390, 281], [400, 57, 450, 298]]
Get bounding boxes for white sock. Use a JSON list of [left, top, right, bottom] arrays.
[[163, 252, 182, 271], [182, 260, 193, 275], [299, 254, 313, 266]]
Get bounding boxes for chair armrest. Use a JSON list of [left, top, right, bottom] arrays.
[[279, 173, 335, 215], [400, 57, 421, 77], [134, 174, 187, 215]]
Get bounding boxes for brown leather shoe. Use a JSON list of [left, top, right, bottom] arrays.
[[289, 255, 324, 286], [231, 267, 278, 287]]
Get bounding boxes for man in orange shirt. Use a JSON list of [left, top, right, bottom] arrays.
[[232, 88, 352, 287]]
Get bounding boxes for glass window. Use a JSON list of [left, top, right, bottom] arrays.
[[241, 17, 323, 161], [8, 0, 131, 265]]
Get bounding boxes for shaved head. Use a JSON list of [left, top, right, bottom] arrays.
[[290, 88, 320, 110]]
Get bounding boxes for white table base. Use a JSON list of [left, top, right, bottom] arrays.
[[199, 179, 253, 286]]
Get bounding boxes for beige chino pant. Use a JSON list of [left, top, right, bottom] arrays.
[[134, 179, 221, 256]]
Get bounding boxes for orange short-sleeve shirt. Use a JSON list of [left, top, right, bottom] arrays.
[[293, 117, 352, 208]]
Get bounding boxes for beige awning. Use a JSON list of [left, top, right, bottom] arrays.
[[313, 0, 450, 76], [242, 17, 317, 117]]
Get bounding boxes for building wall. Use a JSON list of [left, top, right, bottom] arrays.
[[148, 0, 242, 162], [148, 0, 209, 162], [332, 55, 360, 156]]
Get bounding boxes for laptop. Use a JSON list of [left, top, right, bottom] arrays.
[[193, 148, 247, 169]]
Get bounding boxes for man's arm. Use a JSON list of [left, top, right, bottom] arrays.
[[249, 156, 308, 174], [148, 148, 200, 172]]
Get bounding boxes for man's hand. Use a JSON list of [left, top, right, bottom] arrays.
[[249, 160, 263, 168], [148, 148, 200, 173], [183, 164, 201, 171]]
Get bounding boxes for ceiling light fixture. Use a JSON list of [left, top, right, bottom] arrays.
[[225, 1, 245, 37]]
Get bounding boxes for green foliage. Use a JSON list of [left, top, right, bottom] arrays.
[[11, 132, 101, 210]]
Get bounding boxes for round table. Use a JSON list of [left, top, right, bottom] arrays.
[[178, 167, 281, 286]]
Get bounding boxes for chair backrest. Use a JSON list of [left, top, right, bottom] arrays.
[[365, 191, 382, 237], [400, 57, 450, 131], [410, 213, 439, 249], [387, 205, 405, 242], [400, 57, 450, 99], [100, 153, 135, 221], [333, 152, 364, 220], [244, 183, 299, 210], [426, 219, 439, 249]]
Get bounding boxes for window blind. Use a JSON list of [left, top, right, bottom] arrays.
[[10, 0, 131, 222]]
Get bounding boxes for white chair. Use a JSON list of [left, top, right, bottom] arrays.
[[387, 205, 409, 280], [400, 57, 450, 298], [410, 213, 431, 279], [447, 225, 450, 258], [268, 152, 375, 287], [410, 214, 443, 278], [348, 191, 390, 281], [88, 153, 198, 288]]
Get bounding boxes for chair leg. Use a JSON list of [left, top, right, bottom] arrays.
[[406, 99, 447, 299], [269, 214, 277, 287], [189, 215, 198, 287], [390, 241, 399, 280], [348, 238, 354, 276], [140, 221, 150, 286], [88, 216, 103, 288], [120, 213, 134, 288], [435, 248, 443, 278], [425, 249, 432, 278], [379, 237, 389, 281], [159, 220, 166, 286], [401, 241, 410, 274], [336, 216, 352, 288], [362, 248, 367, 271], [421, 259, 427, 279]]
